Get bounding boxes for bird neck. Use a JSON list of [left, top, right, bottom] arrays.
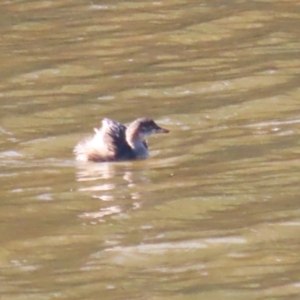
[[126, 130, 148, 158]]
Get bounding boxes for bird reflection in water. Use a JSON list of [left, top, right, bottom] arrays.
[[75, 161, 147, 221]]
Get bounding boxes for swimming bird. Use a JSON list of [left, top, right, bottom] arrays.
[[74, 117, 169, 162]]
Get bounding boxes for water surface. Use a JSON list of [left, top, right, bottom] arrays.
[[1, 0, 300, 299]]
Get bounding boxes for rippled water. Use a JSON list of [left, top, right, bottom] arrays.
[[1, 0, 300, 299]]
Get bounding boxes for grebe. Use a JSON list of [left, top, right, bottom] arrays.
[[74, 117, 169, 162]]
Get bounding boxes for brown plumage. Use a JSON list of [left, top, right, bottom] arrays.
[[74, 117, 169, 162]]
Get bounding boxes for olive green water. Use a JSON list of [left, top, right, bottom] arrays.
[[1, 0, 300, 299]]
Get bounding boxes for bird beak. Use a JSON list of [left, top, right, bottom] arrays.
[[155, 126, 169, 133]]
